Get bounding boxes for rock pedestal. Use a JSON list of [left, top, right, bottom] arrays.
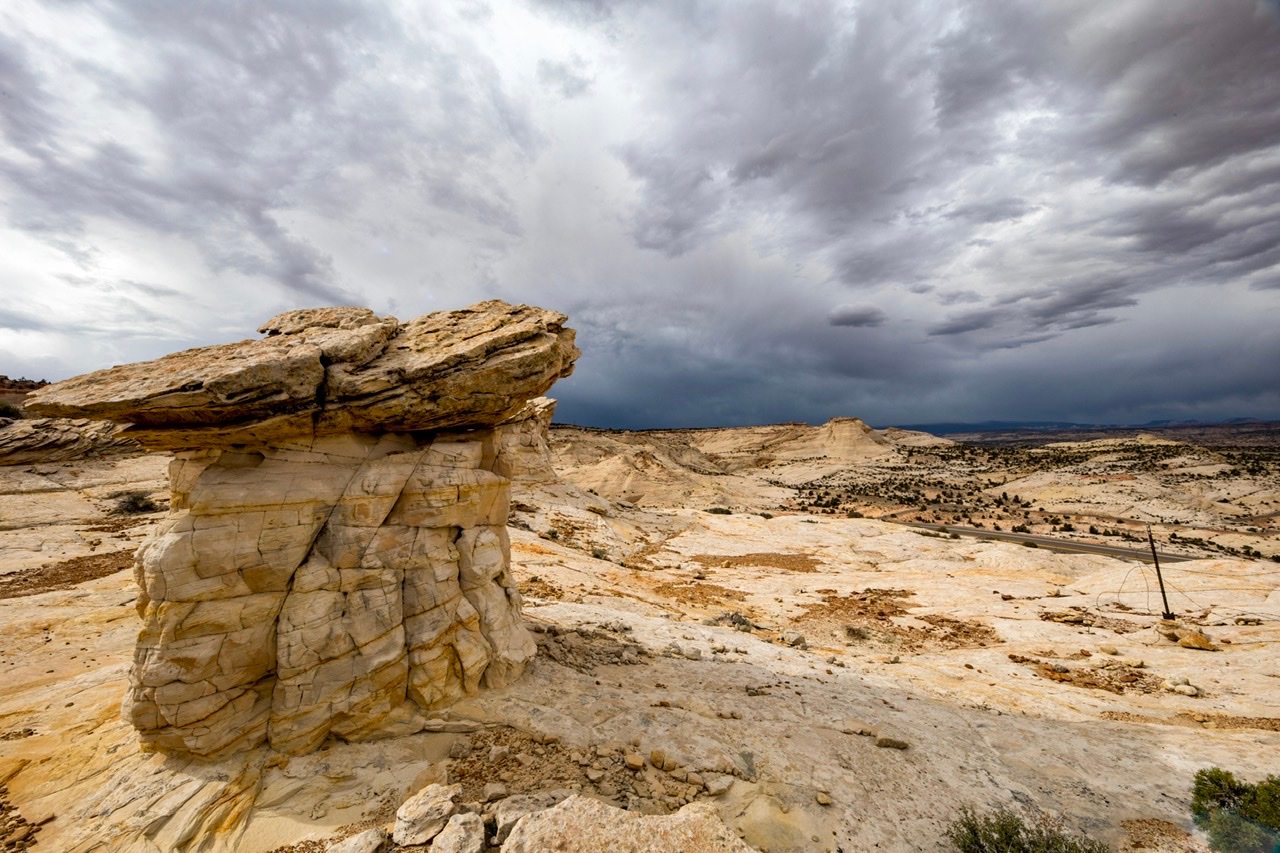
[[27, 301, 577, 758]]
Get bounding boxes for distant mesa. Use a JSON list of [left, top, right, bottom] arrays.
[[0, 375, 49, 395], [25, 301, 578, 758]]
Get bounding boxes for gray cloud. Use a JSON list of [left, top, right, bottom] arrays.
[[828, 305, 887, 328], [0, 1, 539, 310], [1, 0, 1278, 428], [944, 198, 1035, 224], [929, 309, 1005, 337], [537, 57, 593, 98]]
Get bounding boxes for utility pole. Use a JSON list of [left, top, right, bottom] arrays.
[[1148, 524, 1175, 621]]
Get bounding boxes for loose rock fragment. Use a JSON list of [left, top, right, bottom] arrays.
[[1176, 630, 1219, 651], [431, 812, 485, 853], [502, 795, 753, 852], [327, 828, 387, 853], [494, 790, 573, 843], [394, 782, 463, 846]]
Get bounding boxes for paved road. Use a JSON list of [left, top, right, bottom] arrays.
[[894, 521, 1197, 563]]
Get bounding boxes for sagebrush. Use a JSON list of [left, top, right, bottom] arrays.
[[1192, 767, 1280, 853], [110, 490, 160, 515], [946, 806, 1109, 853]]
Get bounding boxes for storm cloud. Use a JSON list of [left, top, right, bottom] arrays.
[[1, 0, 1278, 427], [829, 305, 887, 328]]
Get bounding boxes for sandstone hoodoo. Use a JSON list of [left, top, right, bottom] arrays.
[[26, 300, 578, 758]]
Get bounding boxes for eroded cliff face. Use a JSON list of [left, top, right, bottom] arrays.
[[26, 301, 577, 758]]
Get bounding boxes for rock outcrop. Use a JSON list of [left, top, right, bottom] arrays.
[[493, 397, 559, 485], [500, 795, 753, 852], [0, 417, 141, 464], [26, 301, 577, 758]]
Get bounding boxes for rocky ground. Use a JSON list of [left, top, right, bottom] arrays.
[[551, 419, 1280, 562], [0, 422, 1277, 851]]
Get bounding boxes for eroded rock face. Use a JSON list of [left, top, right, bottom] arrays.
[[0, 417, 141, 464], [26, 301, 577, 758]]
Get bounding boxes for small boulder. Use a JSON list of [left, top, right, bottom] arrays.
[[1176, 630, 1218, 652], [494, 789, 573, 843], [501, 795, 752, 852], [431, 812, 485, 853], [703, 773, 734, 797], [393, 782, 462, 846], [327, 828, 387, 853], [782, 631, 807, 648]]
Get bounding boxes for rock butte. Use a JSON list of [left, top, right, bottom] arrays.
[[25, 300, 578, 758]]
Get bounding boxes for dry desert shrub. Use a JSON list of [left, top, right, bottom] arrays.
[[945, 806, 1109, 852]]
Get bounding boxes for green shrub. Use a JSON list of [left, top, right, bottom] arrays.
[[945, 806, 1109, 852], [0, 401, 22, 419], [1192, 767, 1280, 853], [847, 509, 863, 518], [590, 547, 609, 560], [705, 507, 732, 515]]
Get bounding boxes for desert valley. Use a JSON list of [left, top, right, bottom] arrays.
[[0, 304, 1276, 853]]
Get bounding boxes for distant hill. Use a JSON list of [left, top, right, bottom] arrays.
[[0, 375, 50, 415], [892, 420, 1093, 435], [892, 417, 1265, 435], [0, 375, 49, 393]]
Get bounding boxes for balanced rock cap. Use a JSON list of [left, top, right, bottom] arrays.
[[26, 300, 578, 449]]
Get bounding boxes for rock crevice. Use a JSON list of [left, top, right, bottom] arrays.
[[27, 301, 577, 758]]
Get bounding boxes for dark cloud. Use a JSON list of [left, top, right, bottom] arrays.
[[944, 198, 1035, 224], [1, 0, 1278, 427], [828, 305, 887, 328], [1065, 2, 1280, 188], [1021, 279, 1139, 327], [929, 309, 1005, 337]]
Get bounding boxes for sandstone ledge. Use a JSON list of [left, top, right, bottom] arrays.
[[26, 300, 578, 451]]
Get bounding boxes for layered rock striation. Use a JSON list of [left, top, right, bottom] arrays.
[[26, 301, 577, 758], [0, 417, 141, 464]]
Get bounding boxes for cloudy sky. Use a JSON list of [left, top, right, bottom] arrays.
[[2, 0, 1279, 428]]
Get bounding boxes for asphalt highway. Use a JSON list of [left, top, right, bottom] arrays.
[[895, 520, 1197, 563]]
